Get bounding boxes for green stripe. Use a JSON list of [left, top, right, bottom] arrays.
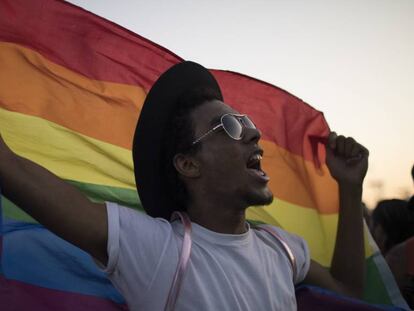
[[66, 180, 142, 210], [3, 180, 144, 223], [363, 255, 393, 305], [3, 196, 37, 223]]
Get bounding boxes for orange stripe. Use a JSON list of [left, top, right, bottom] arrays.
[[0, 42, 145, 149], [261, 140, 339, 214], [0, 42, 338, 214]]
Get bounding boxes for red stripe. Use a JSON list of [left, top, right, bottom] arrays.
[[0, 0, 330, 163], [0, 276, 127, 311], [213, 70, 330, 163], [0, 0, 181, 90]]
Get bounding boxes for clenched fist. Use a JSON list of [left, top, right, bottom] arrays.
[[326, 132, 369, 186]]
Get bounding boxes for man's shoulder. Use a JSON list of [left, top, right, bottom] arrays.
[[105, 202, 171, 232], [253, 223, 305, 245], [252, 223, 311, 284], [252, 224, 309, 260]]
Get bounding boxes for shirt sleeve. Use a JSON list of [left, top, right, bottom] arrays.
[[272, 227, 311, 284], [102, 202, 177, 297], [102, 202, 120, 274]]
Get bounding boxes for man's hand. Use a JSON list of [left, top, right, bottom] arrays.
[[305, 132, 369, 298], [326, 132, 369, 186]]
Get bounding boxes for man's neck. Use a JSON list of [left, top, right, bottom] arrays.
[[186, 198, 248, 234]]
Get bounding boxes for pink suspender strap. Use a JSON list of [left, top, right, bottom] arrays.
[[164, 215, 297, 311], [164, 211, 192, 311], [255, 224, 297, 282]]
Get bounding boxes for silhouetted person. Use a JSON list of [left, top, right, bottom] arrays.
[[371, 199, 414, 255]]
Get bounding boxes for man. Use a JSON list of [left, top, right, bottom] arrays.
[[0, 61, 368, 310]]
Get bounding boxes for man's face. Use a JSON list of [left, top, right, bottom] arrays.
[[188, 99, 273, 208]]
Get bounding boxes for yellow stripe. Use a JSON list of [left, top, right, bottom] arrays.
[[247, 199, 374, 266], [0, 108, 135, 189], [1, 109, 373, 266]]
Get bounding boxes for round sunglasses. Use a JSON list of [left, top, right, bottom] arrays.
[[192, 113, 256, 146]]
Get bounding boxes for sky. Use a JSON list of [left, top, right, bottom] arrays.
[[68, 0, 414, 208]]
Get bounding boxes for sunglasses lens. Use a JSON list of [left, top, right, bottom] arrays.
[[222, 115, 243, 139], [241, 116, 256, 129]]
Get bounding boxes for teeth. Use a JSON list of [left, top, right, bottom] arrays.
[[251, 154, 262, 161], [247, 154, 263, 170]]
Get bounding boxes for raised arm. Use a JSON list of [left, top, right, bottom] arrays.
[[0, 134, 108, 264], [304, 132, 368, 298]]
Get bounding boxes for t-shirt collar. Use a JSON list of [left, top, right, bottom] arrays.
[[172, 220, 251, 246]]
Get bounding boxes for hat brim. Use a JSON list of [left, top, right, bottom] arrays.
[[133, 61, 223, 219]]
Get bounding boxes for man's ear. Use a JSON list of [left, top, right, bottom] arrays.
[[173, 153, 200, 178]]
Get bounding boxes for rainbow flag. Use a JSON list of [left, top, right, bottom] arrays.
[[0, 0, 408, 309]]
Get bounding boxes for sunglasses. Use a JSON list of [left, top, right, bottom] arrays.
[[192, 113, 256, 146]]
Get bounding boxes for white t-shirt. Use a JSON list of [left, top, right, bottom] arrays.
[[103, 202, 310, 311]]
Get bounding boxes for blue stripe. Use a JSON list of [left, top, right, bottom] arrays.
[[2, 220, 125, 304]]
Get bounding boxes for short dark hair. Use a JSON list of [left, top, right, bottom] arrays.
[[411, 163, 414, 181], [162, 87, 222, 212], [372, 199, 414, 253]]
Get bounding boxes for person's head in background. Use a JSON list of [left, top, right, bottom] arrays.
[[411, 163, 414, 184], [409, 163, 414, 215], [371, 199, 414, 255]]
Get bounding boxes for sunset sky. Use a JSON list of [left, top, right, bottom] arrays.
[[68, 0, 414, 208]]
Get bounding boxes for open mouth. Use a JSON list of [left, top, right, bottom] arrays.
[[246, 153, 263, 173], [246, 151, 269, 182]]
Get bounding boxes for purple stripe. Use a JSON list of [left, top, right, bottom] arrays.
[[296, 285, 400, 310], [0, 275, 128, 311], [2, 220, 125, 303]]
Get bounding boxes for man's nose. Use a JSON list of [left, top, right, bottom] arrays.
[[243, 127, 261, 144]]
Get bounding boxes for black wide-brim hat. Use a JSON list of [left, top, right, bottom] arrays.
[[133, 61, 223, 220]]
